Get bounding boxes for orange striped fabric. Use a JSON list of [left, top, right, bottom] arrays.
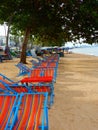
[[11, 86, 28, 93], [13, 94, 44, 130], [13, 96, 26, 130], [26, 95, 40, 129], [30, 69, 41, 77], [44, 68, 54, 77], [0, 96, 4, 111], [34, 95, 44, 130], [0, 96, 15, 129]]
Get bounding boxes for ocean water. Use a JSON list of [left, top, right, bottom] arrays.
[[71, 46, 98, 57]]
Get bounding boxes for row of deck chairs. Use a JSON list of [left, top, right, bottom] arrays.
[[16, 54, 59, 106], [16, 54, 59, 81], [0, 54, 59, 129]]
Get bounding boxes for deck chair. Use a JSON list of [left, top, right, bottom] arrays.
[[0, 73, 31, 94], [0, 75, 53, 107], [16, 62, 46, 77], [16, 65, 47, 77], [30, 67, 56, 82], [0, 78, 54, 107], [24, 67, 55, 106], [21, 74, 54, 107], [5, 93, 49, 130]]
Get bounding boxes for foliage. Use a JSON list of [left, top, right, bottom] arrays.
[[0, 0, 97, 44], [0, 0, 98, 63]]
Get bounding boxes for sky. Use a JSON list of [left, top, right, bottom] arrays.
[[0, 25, 8, 36]]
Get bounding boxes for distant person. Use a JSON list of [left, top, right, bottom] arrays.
[[4, 46, 12, 60]]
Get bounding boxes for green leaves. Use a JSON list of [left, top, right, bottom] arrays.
[[0, 0, 98, 45]]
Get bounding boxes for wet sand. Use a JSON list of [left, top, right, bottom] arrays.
[[0, 53, 98, 130]]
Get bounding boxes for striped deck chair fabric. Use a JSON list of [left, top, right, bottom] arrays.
[[0, 94, 17, 129], [5, 93, 49, 130], [30, 83, 54, 107], [30, 68, 42, 77]]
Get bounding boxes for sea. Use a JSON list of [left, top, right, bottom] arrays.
[[71, 45, 98, 57]]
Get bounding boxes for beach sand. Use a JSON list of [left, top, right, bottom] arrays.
[[0, 53, 98, 130]]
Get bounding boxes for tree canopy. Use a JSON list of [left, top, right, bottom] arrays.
[[0, 0, 98, 63]]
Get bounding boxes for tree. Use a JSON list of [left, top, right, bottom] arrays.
[[0, 0, 98, 63], [67, 0, 98, 43]]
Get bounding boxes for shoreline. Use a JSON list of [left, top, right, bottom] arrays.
[[71, 46, 98, 57]]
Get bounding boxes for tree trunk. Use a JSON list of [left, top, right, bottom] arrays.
[[20, 27, 30, 64], [6, 14, 13, 47], [6, 24, 10, 47]]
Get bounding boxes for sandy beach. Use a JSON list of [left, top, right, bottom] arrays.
[[0, 53, 98, 130]]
